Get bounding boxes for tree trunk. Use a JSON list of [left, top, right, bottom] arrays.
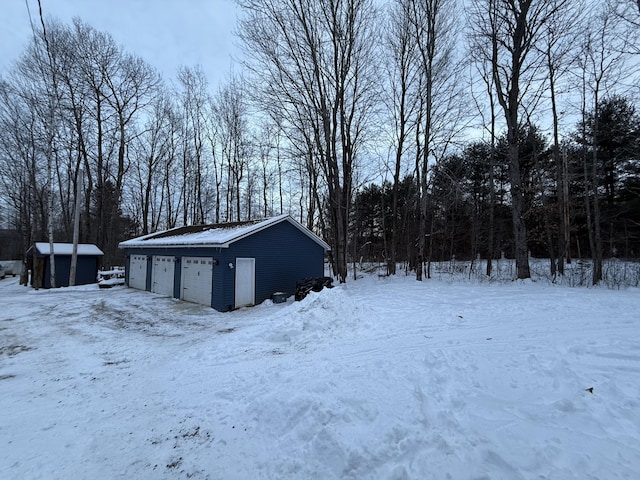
[[508, 141, 531, 279], [69, 168, 83, 286], [562, 148, 571, 266], [591, 145, 604, 285]]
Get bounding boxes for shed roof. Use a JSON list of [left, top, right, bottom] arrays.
[[29, 243, 104, 256], [118, 214, 331, 250]]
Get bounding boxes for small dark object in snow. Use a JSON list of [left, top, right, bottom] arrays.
[[585, 387, 594, 394], [271, 292, 289, 304], [295, 276, 333, 301], [166, 457, 182, 469]]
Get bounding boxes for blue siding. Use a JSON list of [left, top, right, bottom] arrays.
[[122, 219, 325, 312], [220, 221, 324, 310], [173, 257, 181, 299], [42, 255, 99, 288]]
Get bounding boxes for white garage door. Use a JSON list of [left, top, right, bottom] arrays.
[[235, 257, 255, 308], [152, 256, 175, 297], [129, 255, 147, 290], [181, 257, 214, 306]]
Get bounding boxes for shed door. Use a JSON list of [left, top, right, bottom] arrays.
[[129, 255, 147, 290], [151, 256, 175, 297], [181, 257, 213, 307], [235, 258, 255, 308]]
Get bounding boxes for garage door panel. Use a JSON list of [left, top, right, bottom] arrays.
[[181, 257, 213, 306], [152, 256, 175, 297], [129, 255, 147, 290]]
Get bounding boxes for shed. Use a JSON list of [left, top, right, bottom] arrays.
[[118, 214, 330, 311], [26, 243, 104, 289]]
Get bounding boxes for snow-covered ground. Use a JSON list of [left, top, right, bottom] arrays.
[[1, 272, 639, 479]]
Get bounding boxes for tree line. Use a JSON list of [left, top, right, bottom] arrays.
[[352, 110, 640, 278], [0, 0, 638, 285]]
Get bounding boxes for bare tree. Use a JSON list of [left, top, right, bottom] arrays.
[[382, 0, 421, 275], [19, 0, 64, 288], [255, 119, 278, 217], [237, 0, 379, 282], [213, 73, 251, 222], [177, 65, 210, 224], [203, 97, 224, 224], [0, 78, 47, 272], [575, 1, 632, 285], [537, 1, 583, 275], [6, 16, 163, 266], [468, 56, 498, 276], [613, 0, 640, 32], [68, 19, 121, 250], [162, 101, 183, 229], [131, 92, 174, 234], [409, 0, 467, 281], [105, 54, 160, 205], [468, 0, 570, 279]]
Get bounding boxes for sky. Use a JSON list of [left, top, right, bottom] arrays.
[[0, 0, 242, 88]]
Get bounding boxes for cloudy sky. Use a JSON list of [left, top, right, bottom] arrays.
[[0, 0, 241, 88]]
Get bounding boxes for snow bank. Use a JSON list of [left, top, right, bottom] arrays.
[[1, 275, 639, 479]]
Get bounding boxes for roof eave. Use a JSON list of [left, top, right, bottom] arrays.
[[219, 215, 331, 251], [118, 214, 331, 251], [120, 242, 229, 249]]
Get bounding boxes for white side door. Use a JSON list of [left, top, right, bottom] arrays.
[[181, 257, 214, 306], [128, 255, 147, 290], [151, 256, 175, 297], [235, 257, 255, 308]]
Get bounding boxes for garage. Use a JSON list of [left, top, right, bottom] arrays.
[[181, 257, 214, 306], [129, 255, 148, 290], [151, 256, 175, 296], [120, 214, 330, 312], [25, 243, 104, 289]]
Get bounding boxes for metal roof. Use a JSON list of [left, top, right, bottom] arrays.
[[29, 243, 104, 256], [118, 214, 331, 250]]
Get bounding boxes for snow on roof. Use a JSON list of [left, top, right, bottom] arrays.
[[32, 243, 104, 256], [118, 214, 331, 250]]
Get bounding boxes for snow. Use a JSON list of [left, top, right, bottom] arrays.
[[32, 242, 104, 256], [118, 222, 261, 247], [1, 272, 639, 479], [119, 214, 284, 247], [97, 267, 126, 288], [118, 214, 330, 250]]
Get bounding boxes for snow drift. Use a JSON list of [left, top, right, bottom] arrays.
[[1, 273, 639, 479]]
